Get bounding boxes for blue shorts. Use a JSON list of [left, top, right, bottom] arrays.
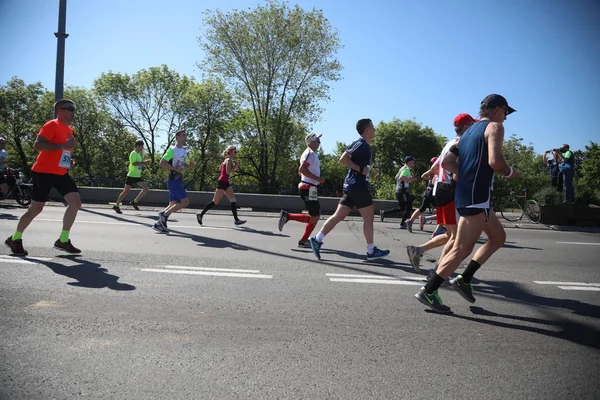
[[167, 178, 188, 202]]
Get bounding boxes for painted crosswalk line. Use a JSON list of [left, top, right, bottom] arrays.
[[141, 265, 272, 279], [0, 255, 53, 264], [326, 273, 425, 286], [534, 281, 600, 291]]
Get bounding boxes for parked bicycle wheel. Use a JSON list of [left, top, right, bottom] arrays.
[[525, 199, 541, 224], [500, 200, 524, 222], [15, 185, 32, 207]]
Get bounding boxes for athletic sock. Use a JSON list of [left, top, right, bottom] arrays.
[[367, 243, 375, 253], [461, 260, 481, 284], [115, 203, 121, 207], [12, 231, 23, 241], [288, 213, 311, 223], [301, 222, 317, 242], [59, 230, 70, 243], [425, 273, 445, 294], [201, 201, 215, 217], [231, 202, 239, 220], [315, 231, 326, 243]]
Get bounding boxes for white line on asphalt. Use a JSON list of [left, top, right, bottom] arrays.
[[556, 242, 600, 246], [164, 265, 262, 273], [557, 286, 600, 291], [141, 268, 273, 279], [329, 278, 423, 285], [0, 255, 53, 264], [326, 273, 425, 281], [36, 218, 235, 231], [534, 281, 600, 286]]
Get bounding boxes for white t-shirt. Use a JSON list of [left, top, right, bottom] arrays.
[[433, 136, 459, 196], [298, 147, 320, 189]]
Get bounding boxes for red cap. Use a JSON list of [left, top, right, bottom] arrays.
[[430, 156, 438, 164], [453, 113, 476, 127]]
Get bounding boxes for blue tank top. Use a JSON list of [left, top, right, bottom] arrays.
[[455, 120, 494, 209]]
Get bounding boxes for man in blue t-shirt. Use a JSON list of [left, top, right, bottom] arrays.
[[308, 118, 390, 261]]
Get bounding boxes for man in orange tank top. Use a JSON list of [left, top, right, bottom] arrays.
[[5, 99, 82, 256]]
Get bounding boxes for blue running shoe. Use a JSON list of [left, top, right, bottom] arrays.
[[367, 247, 390, 260], [309, 237, 322, 260]]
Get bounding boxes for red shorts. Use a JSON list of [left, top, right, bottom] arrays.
[[436, 201, 458, 225]]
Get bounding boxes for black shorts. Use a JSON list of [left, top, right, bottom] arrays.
[[31, 171, 79, 202], [0, 173, 5, 185], [217, 180, 231, 190], [125, 176, 144, 186], [419, 188, 435, 212], [339, 189, 373, 210], [299, 188, 321, 217]]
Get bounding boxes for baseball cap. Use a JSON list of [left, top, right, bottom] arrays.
[[305, 133, 322, 144], [453, 113, 476, 127], [403, 156, 415, 163], [481, 94, 516, 115]]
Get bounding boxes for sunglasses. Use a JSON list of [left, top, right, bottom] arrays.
[[60, 107, 76, 112]]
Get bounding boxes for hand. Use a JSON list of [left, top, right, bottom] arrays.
[[505, 167, 517, 179], [361, 166, 369, 176], [63, 137, 78, 150], [317, 176, 325, 184]]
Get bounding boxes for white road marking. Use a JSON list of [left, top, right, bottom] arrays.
[[141, 268, 272, 279], [326, 273, 425, 281], [164, 265, 262, 273], [0, 255, 53, 264], [534, 281, 600, 286], [329, 278, 423, 286], [557, 286, 600, 291], [37, 218, 235, 231], [556, 242, 600, 246]]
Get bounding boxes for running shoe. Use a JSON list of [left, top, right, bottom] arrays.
[[309, 237, 322, 260], [5, 236, 28, 256], [130, 200, 140, 211], [400, 223, 408, 230], [113, 205, 122, 214], [380, 210, 385, 223], [53, 239, 81, 254], [414, 287, 451, 313], [419, 215, 425, 231], [196, 212, 203, 226], [366, 247, 390, 260], [406, 245, 421, 273], [235, 219, 246, 226], [278, 210, 289, 232], [152, 222, 168, 233], [158, 211, 168, 228], [298, 240, 311, 248], [450, 274, 476, 303], [407, 220, 413, 233], [432, 224, 447, 238]]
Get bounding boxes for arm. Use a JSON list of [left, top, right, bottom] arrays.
[[299, 164, 325, 184], [340, 151, 366, 175], [441, 151, 459, 176], [486, 122, 515, 178], [225, 158, 233, 175], [33, 135, 77, 152], [543, 152, 549, 165]]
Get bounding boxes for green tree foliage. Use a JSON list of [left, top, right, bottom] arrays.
[[199, 0, 342, 192], [371, 119, 445, 199], [575, 141, 600, 205]]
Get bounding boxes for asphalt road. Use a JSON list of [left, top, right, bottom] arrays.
[[1, 204, 599, 400]]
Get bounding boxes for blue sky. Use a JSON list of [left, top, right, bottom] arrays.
[[1, 0, 599, 156]]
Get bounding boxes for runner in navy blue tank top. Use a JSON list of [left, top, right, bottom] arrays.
[[414, 94, 517, 313]]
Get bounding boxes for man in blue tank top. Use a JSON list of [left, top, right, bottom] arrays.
[[308, 118, 390, 261], [414, 94, 517, 313]]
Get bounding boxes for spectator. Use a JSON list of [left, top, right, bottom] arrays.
[[543, 150, 562, 192], [555, 144, 575, 202]]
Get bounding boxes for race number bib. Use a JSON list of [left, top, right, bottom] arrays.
[[59, 150, 72, 169], [308, 186, 318, 201]]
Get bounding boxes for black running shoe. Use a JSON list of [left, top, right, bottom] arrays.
[[414, 287, 451, 313], [278, 210, 289, 232], [130, 201, 140, 211], [113, 205, 122, 214], [450, 274, 476, 303], [234, 219, 246, 226], [196, 212, 203, 226], [5, 236, 28, 256], [53, 239, 81, 254]]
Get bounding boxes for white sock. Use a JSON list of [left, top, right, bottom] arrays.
[[315, 232, 326, 243], [367, 243, 375, 253]]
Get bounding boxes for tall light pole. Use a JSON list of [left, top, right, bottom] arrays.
[[54, 0, 68, 110]]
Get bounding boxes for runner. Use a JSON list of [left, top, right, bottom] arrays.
[[113, 139, 150, 214], [380, 156, 418, 229], [278, 133, 324, 247], [152, 130, 195, 233], [406, 156, 438, 233], [5, 99, 82, 255], [309, 118, 390, 261], [197, 145, 246, 226], [414, 95, 516, 313], [406, 113, 476, 274]]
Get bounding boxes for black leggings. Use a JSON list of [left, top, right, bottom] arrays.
[[383, 191, 415, 223]]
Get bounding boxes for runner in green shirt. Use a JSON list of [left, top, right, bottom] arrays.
[[113, 140, 151, 214]]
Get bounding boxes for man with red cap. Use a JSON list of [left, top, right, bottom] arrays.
[[406, 113, 476, 274]]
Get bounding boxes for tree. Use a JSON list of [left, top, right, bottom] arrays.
[[0, 77, 48, 172], [93, 65, 192, 172], [199, 0, 343, 192], [575, 141, 600, 205]]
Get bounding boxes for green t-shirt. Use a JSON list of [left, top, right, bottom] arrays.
[[128, 150, 143, 178], [395, 165, 412, 192]]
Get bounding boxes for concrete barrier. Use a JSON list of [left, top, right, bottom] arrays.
[[49, 186, 399, 215]]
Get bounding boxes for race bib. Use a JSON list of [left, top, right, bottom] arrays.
[[308, 186, 318, 201], [59, 150, 72, 169]]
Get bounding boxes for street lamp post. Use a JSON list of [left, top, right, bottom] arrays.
[[54, 0, 68, 114]]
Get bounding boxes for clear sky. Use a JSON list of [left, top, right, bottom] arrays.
[[1, 0, 599, 156]]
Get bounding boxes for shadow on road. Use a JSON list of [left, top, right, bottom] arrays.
[[36, 254, 136, 291], [167, 228, 250, 251], [0, 212, 19, 220]]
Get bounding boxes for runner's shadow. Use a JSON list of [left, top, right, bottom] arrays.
[[234, 226, 288, 237], [446, 306, 600, 350], [81, 207, 153, 228], [0, 212, 19, 220], [36, 255, 135, 290], [166, 228, 250, 251]]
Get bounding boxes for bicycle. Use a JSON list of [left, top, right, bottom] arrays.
[[1, 168, 32, 207], [499, 190, 541, 224]]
